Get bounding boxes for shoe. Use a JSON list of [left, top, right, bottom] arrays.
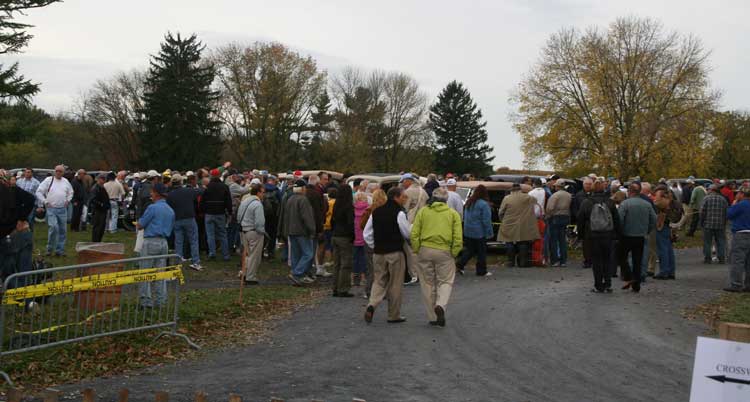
[[591, 288, 604, 293], [550, 262, 560, 267], [287, 274, 302, 286], [44, 251, 52, 257], [404, 277, 419, 286], [189, 263, 203, 271], [718, 259, 726, 265], [632, 282, 641, 293], [458, 268, 465, 276], [315, 267, 333, 278], [477, 272, 493, 277], [559, 263, 567, 268], [243, 280, 259, 286], [704, 258, 711, 264], [667, 274, 675, 280], [364, 306, 374, 324], [434, 306, 446, 327], [604, 287, 613, 293], [621, 281, 632, 290], [335, 292, 354, 298], [429, 321, 439, 326], [363, 293, 370, 300], [654, 275, 668, 280], [300, 277, 315, 284], [647, 272, 655, 277], [723, 287, 743, 293], [387, 318, 407, 324]]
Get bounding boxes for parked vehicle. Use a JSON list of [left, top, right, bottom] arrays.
[[277, 170, 344, 184], [345, 173, 403, 193], [454, 181, 532, 249]]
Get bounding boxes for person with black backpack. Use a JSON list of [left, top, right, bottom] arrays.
[[577, 178, 621, 293], [0, 170, 35, 285]]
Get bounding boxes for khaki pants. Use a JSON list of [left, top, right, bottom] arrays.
[[404, 243, 419, 280], [369, 251, 406, 320], [332, 236, 353, 294], [417, 247, 456, 322], [241, 231, 264, 281]]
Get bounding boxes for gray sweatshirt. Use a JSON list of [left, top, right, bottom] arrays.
[[618, 196, 656, 237]]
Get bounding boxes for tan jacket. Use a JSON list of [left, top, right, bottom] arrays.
[[545, 190, 572, 217], [404, 184, 428, 223], [498, 191, 540, 242]]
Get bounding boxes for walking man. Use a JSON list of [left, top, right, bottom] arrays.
[[277, 180, 316, 285], [700, 185, 728, 264], [725, 188, 750, 292], [402, 173, 428, 285], [411, 188, 463, 326], [36, 165, 73, 257], [237, 183, 266, 285], [136, 183, 175, 309], [363, 187, 412, 324], [618, 183, 656, 292]]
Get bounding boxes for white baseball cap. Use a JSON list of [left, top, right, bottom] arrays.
[[446, 178, 457, 186], [147, 170, 159, 178]]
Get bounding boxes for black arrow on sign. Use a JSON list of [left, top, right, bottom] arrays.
[[708, 375, 750, 385]]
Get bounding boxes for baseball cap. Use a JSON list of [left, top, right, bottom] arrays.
[[162, 169, 172, 178], [210, 168, 221, 177], [152, 182, 168, 196], [171, 173, 183, 183], [251, 178, 262, 185], [268, 175, 277, 181], [294, 179, 307, 188], [147, 170, 159, 178], [186, 171, 195, 177], [293, 170, 303, 177], [446, 178, 457, 186], [96, 173, 108, 180], [399, 173, 418, 183]]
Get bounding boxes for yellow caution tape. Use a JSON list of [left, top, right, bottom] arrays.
[[14, 307, 119, 335], [2, 265, 184, 306]]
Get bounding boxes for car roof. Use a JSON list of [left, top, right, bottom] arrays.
[[346, 174, 402, 183], [278, 170, 344, 180], [456, 181, 532, 192]]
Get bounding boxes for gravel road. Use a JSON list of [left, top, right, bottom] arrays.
[[63, 247, 725, 402]]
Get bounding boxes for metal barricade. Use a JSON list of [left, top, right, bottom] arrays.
[[0, 254, 199, 386]]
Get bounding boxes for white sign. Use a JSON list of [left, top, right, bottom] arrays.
[[690, 336, 750, 402]]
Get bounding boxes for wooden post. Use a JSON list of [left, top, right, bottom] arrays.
[[229, 394, 242, 402], [7, 388, 22, 402], [118, 389, 130, 402], [238, 246, 248, 304], [195, 391, 208, 402], [82, 388, 96, 402], [719, 322, 750, 342], [43, 389, 60, 402], [155, 391, 169, 402]]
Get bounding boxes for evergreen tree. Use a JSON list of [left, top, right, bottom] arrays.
[[305, 91, 335, 167], [139, 32, 221, 169], [0, 1, 61, 102], [429, 81, 494, 176]]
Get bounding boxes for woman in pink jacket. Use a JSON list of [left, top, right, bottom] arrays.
[[353, 192, 370, 286]]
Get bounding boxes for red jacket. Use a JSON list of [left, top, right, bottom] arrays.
[[721, 187, 735, 205]]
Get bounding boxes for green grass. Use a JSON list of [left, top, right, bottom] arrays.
[[0, 223, 322, 390], [719, 294, 750, 325]]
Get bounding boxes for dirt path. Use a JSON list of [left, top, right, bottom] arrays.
[[62, 248, 724, 402]]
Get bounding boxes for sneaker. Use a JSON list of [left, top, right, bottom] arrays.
[[404, 277, 419, 286], [559, 263, 567, 268], [287, 274, 301, 286], [434, 305, 446, 327], [316, 267, 333, 278], [189, 263, 203, 271], [300, 276, 315, 284], [364, 306, 374, 324]]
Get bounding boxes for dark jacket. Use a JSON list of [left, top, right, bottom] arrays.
[[201, 178, 232, 216], [372, 199, 405, 254], [167, 186, 199, 220], [0, 186, 35, 237], [305, 185, 326, 234], [278, 192, 316, 238], [424, 179, 440, 198], [72, 178, 85, 204], [570, 190, 591, 225], [89, 184, 111, 213], [331, 201, 354, 240], [577, 191, 621, 240]]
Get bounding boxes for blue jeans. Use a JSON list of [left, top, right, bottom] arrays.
[[0, 230, 33, 289], [205, 214, 229, 259], [138, 237, 168, 307], [703, 228, 726, 261], [174, 218, 200, 264], [353, 245, 367, 274], [227, 222, 240, 252], [46, 206, 68, 254], [108, 200, 119, 232], [289, 235, 314, 277], [656, 227, 676, 276], [548, 215, 569, 264], [27, 210, 36, 232]]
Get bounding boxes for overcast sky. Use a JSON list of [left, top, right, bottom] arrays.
[[12, 0, 750, 169]]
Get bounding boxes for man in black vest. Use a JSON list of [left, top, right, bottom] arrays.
[[362, 187, 412, 324]]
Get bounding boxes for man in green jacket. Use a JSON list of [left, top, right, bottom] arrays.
[[411, 187, 463, 327], [687, 182, 707, 237]]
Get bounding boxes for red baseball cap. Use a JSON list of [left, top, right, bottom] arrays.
[[210, 168, 221, 177], [293, 170, 303, 177]]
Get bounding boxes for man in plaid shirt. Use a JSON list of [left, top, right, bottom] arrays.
[[700, 184, 728, 264]]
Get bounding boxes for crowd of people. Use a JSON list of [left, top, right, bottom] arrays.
[[2, 164, 750, 326]]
